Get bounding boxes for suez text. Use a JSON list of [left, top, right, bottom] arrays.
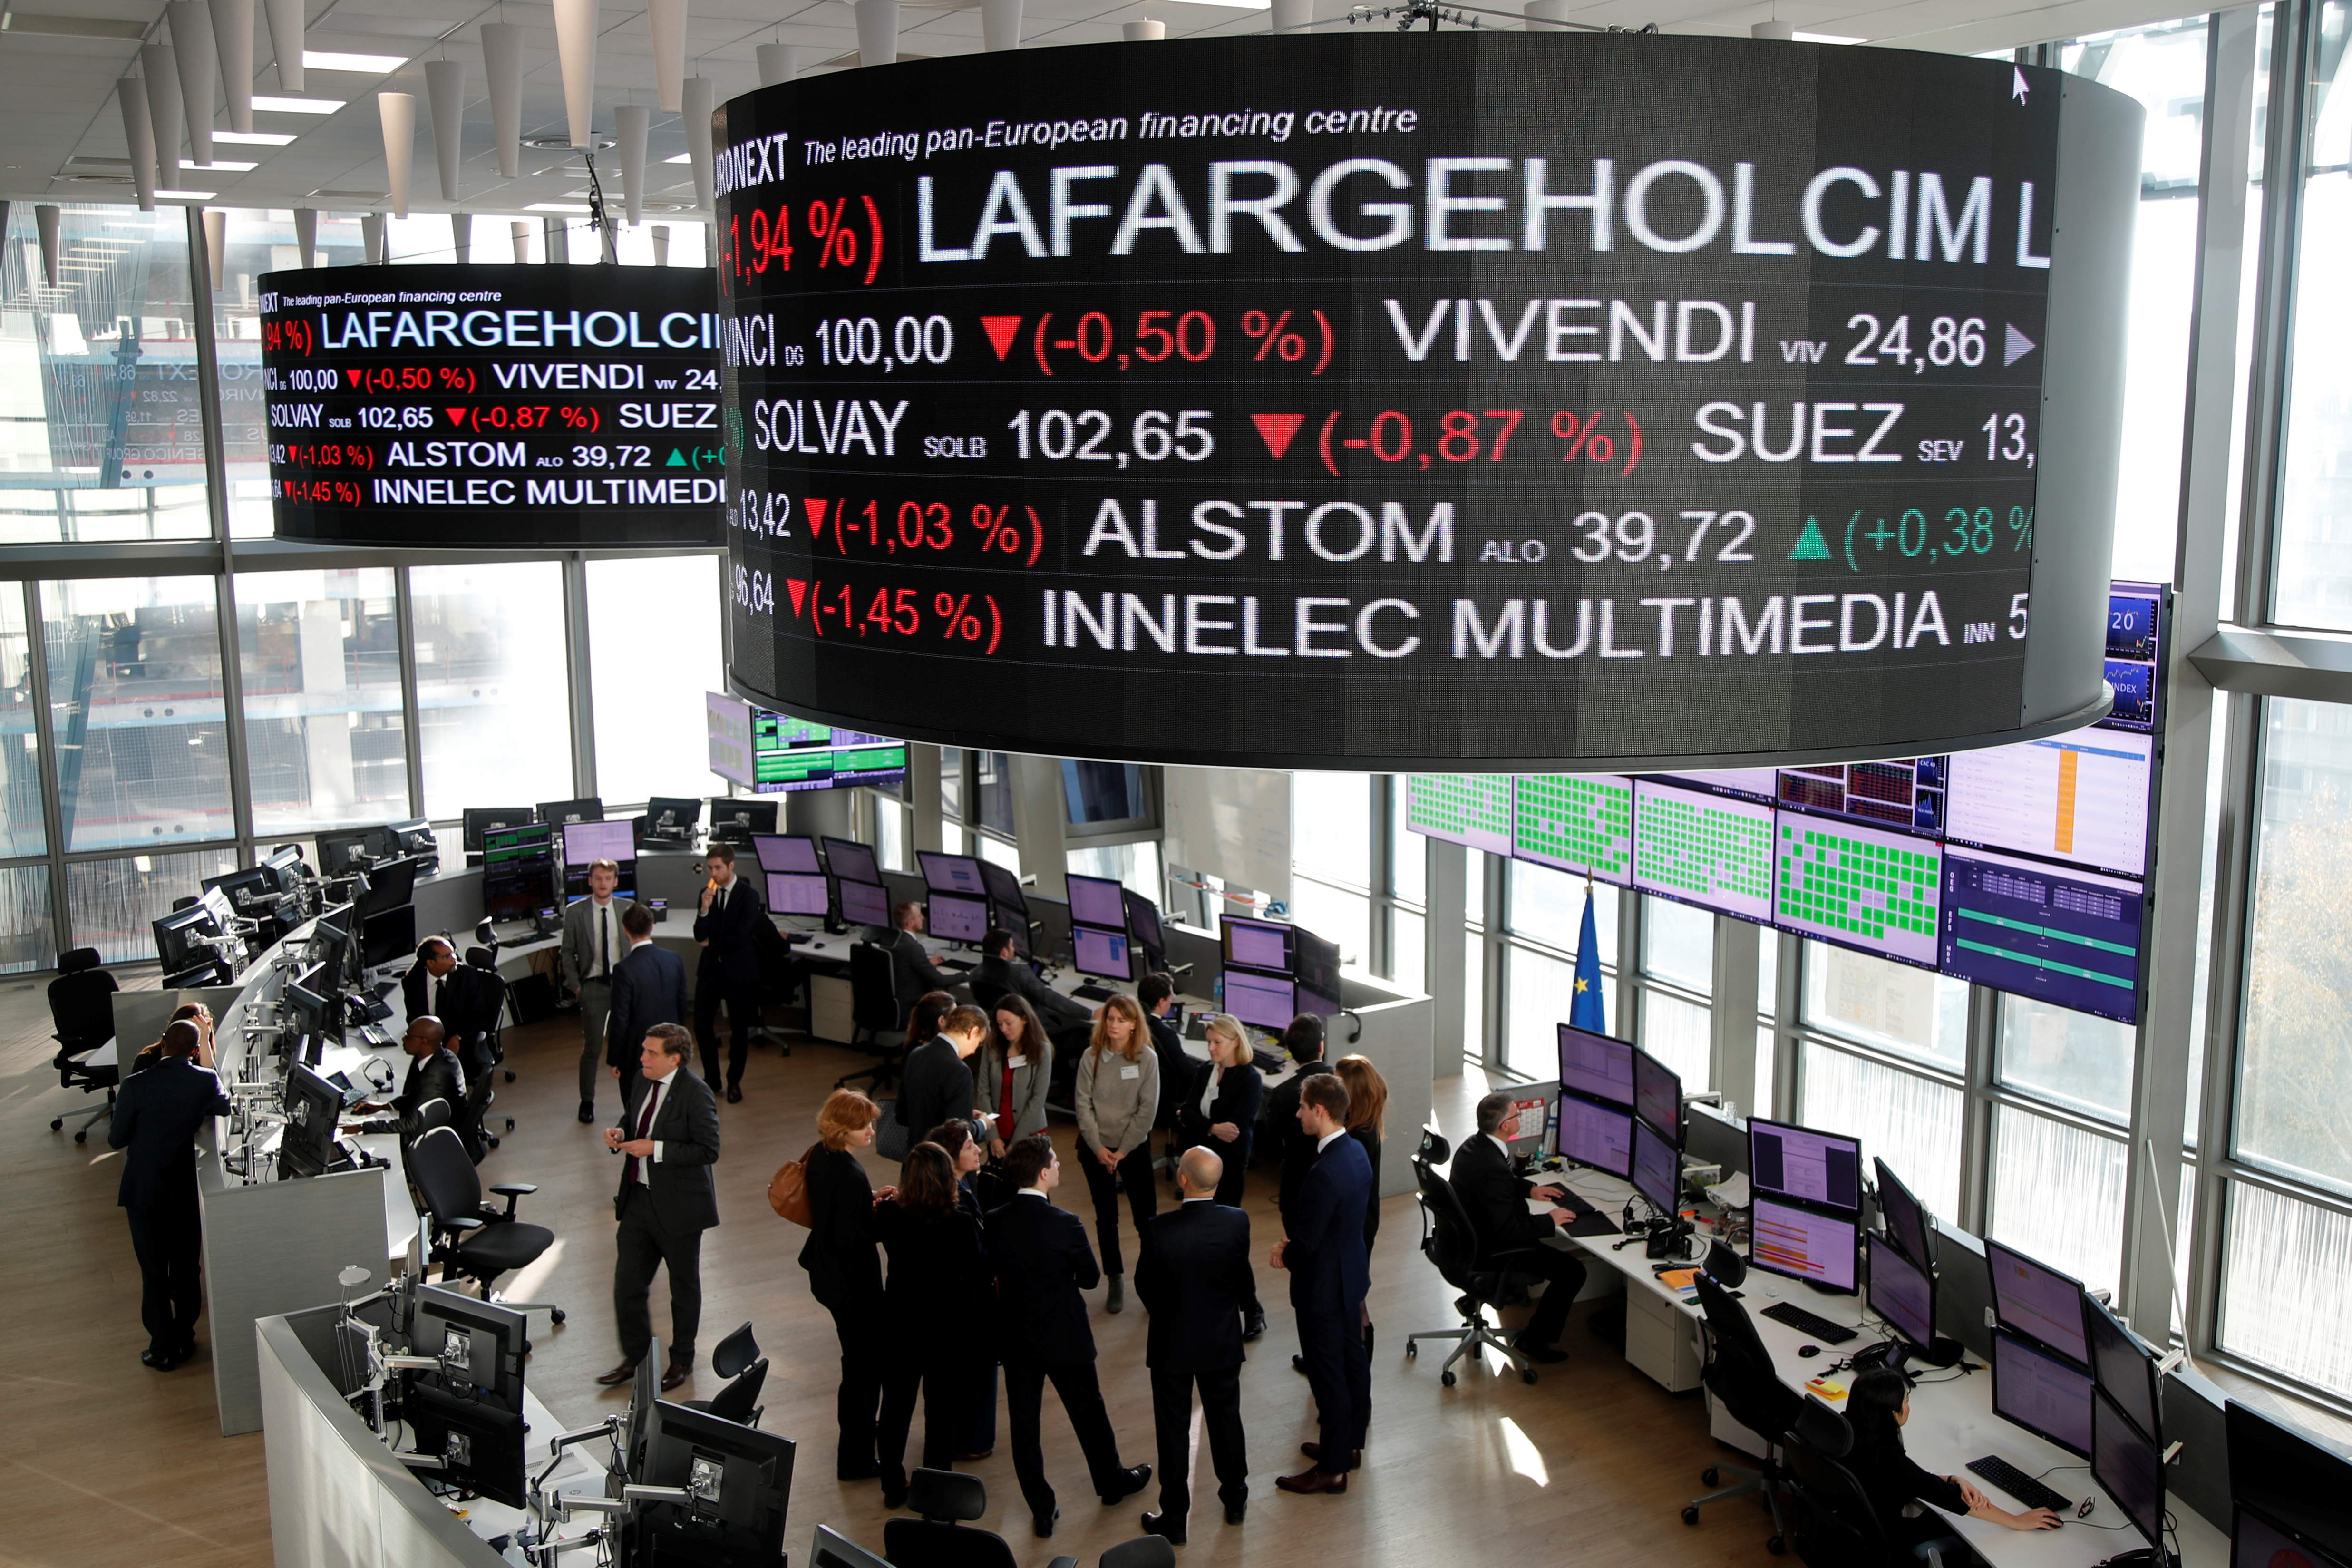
[[895, 158, 2052, 267]]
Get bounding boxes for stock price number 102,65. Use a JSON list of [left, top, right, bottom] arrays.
[[1006, 409, 1215, 466]]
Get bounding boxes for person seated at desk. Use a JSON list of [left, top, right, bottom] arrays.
[[401, 937, 500, 1084], [351, 1015, 481, 1159], [1450, 1090, 1588, 1365], [1846, 1366, 2062, 1550], [971, 926, 1092, 1027], [881, 901, 956, 1005]]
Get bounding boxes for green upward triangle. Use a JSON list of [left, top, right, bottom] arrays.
[[665, 448, 689, 467], [1789, 516, 1832, 560]]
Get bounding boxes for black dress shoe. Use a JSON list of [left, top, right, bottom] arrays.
[[141, 1347, 174, 1371], [883, 1486, 909, 1511], [726, 1083, 743, 1103], [1291, 1354, 1307, 1373], [1100, 1463, 1151, 1505], [1032, 1506, 1059, 1539], [838, 1462, 884, 1482], [578, 1101, 595, 1123], [1242, 1311, 1266, 1341], [595, 1362, 638, 1386], [1515, 1337, 1568, 1365], [1299, 1442, 1363, 1469], [661, 1363, 692, 1392], [1225, 1499, 1248, 1525], [1140, 1511, 1187, 1544]]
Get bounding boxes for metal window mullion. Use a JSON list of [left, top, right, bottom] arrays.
[[1368, 775, 1394, 981], [561, 555, 595, 799], [1615, 888, 1641, 1043], [394, 568, 426, 818], [1957, 982, 1998, 1235], [1771, 932, 1800, 1121], [212, 575, 254, 865], [20, 579, 71, 955], [187, 208, 253, 867], [2190, 690, 2265, 1360], [1480, 853, 1504, 1069]]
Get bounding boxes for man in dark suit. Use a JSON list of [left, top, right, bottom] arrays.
[[107, 1020, 230, 1369], [1272, 1074, 1372, 1497], [879, 900, 954, 1005], [401, 936, 501, 1084], [597, 1023, 721, 1392], [1263, 1013, 1335, 1227], [351, 1015, 479, 1159], [1139, 972, 1189, 1129], [896, 1004, 987, 1153], [605, 905, 687, 1108], [690, 843, 766, 1102], [970, 927, 1091, 1026], [561, 857, 638, 1123], [1453, 1091, 1587, 1363], [985, 1135, 1149, 1538], [1136, 1145, 1254, 1543]]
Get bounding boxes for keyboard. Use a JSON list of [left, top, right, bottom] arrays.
[[1968, 1456, 2074, 1513], [1760, 1301, 1859, 1344], [1566, 1209, 1623, 1238], [1072, 983, 1115, 1002]]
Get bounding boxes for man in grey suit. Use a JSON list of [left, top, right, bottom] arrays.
[[604, 904, 687, 1105], [597, 1023, 721, 1393], [562, 857, 638, 1124]]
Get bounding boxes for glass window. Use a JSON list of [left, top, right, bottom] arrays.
[[870, 790, 904, 872], [585, 555, 722, 808], [1998, 996, 2135, 1125], [235, 568, 407, 837], [1758, 932, 1779, 1014], [1464, 925, 1484, 1059], [2272, 0, 2352, 629], [1754, 1024, 1775, 1124], [1508, 859, 1618, 959], [1292, 771, 1371, 887], [209, 209, 285, 540], [940, 747, 963, 822], [1643, 896, 1714, 993], [2218, 1181, 2352, 1402], [40, 575, 232, 852], [1389, 777, 1426, 905], [1798, 1042, 1964, 1218], [1291, 876, 1368, 971], [0, 863, 54, 973], [1640, 988, 1711, 1092], [1802, 943, 1967, 1069], [66, 846, 237, 965], [0, 204, 211, 543], [1392, 907, 1425, 993], [974, 751, 1016, 838], [1063, 759, 1149, 827], [976, 832, 1019, 873], [1988, 1108, 2128, 1295], [1068, 840, 1161, 907], [0, 588, 45, 858], [1504, 945, 1574, 1078], [408, 562, 571, 819], [2239, 697, 2352, 1194]]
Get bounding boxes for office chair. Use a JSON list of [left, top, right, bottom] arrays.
[[47, 948, 121, 1143], [1403, 1130, 1542, 1387], [682, 1321, 769, 1428], [406, 1125, 566, 1328], [1681, 1271, 1806, 1548], [458, 949, 514, 1146], [1099, 1539, 1177, 1568], [884, 1471, 1075, 1568], [836, 943, 904, 1091], [750, 917, 800, 1056], [1779, 1400, 1964, 1568], [967, 976, 1009, 1013]]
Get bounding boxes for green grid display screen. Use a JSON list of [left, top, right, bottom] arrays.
[[1513, 775, 1633, 885], [1632, 780, 1773, 921], [1406, 775, 1513, 856], [1774, 816, 1941, 965]]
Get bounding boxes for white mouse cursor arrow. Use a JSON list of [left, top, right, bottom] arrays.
[[2013, 67, 2031, 104]]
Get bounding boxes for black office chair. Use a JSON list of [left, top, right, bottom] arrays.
[[1681, 1271, 1806, 1546], [47, 947, 121, 1143], [1099, 1538, 1177, 1568], [967, 976, 1009, 1013], [1780, 1401, 1964, 1568], [884, 1471, 1073, 1568], [407, 1126, 565, 1327], [750, 917, 800, 1056], [835, 943, 904, 1091], [682, 1321, 769, 1428], [1404, 1129, 1543, 1387]]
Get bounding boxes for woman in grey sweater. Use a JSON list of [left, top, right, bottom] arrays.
[[976, 994, 1053, 1154], [1073, 993, 1159, 1311]]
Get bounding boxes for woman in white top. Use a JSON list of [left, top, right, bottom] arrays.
[[1072, 993, 1159, 1311]]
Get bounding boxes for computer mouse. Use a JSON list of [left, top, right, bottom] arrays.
[[1798, 1344, 1821, 1359]]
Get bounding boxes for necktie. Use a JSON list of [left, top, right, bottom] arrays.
[[714, 882, 727, 911], [598, 906, 610, 978], [429, 972, 440, 1017], [626, 1082, 659, 1187]]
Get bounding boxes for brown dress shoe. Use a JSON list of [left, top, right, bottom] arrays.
[[1274, 1468, 1349, 1496], [596, 1362, 638, 1386], [1298, 1442, 1362, 1469], [661, 1363, 691, 1392]]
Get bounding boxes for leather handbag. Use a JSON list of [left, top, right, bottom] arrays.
[[767, 1142, 818, 1226]]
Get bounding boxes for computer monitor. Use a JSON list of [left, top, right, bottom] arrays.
[[314, 825, 390, 875], [1297, 980, 1341, 1019], [152, 901, 231, 982], [1296, 926, 1340, 995], [412, 1285, 528, 1410], [1067, 872, 1129, 932], [387, 817, 438, 871], [1631, 1045, 1682, 1143], [2226, 1400, 2352, 1564], [1749, 1117, 1864, 1213], [1748, 1195, 1859, 1293], [812, 1524, 895, 1568], [1220, 913, 1294, 974], [563, 818, 636, 870], [928, 891, 989, 944], [918, 850, 987, 897], [1874, 1156, 1937, 1271], [283, 963, 336, 1056], [1984, 1239, 2090, 1363], [1866, 1229, 1936, 1352], [1126, 889, 1166, 954], [403, 1379, 527, 1508], [481, 823, 557, 921], [356, 856, 421, 918], [643, 796, 703, 839], [307, 909, 359, 989], [2093, 1388, 2165, 1549], [204, 865, 279, 918], [363, 906, 418, 968], [1558, 1092, 1634, 1179], [2085, 1293, 2162, 1443], [535, 795, 603, 828], [979, 859, 1028, 915], [632, 1401, 796, 1568], [2237, 1506, 2352, 1568], [462, 806, 534, 853], [837, 878, 890, 928], [760, 872, 826, 916], [1225, 967, 1295, 1031], [752, 833, 822, 875], [1558, 1025, 1634, 1107], [1631, 1116, 1679, 1213], [707, 797, 778, 843], [1071, 924, 1133, 982], [1991, 1328, 2094, 1458], [821, 837, 880, 886], [278, 1062, 344, 1178]]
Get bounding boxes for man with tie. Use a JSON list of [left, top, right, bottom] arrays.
[[691, 844, 766, 1103], [605, 904, 687, 1108], [985, 1134, 1150, 1538], [1136, 1145, 1254, 1542], [598, 1023, 721, 1393], [350, 1015, 480, 1160], [562, 857, 638, 1124], [401, 936, 499, 1085], [108, 1020, 231, 1370], [1272, 1074, 1373, 1497]]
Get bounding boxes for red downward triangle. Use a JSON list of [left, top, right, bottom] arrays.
[[1251, 412, 1306, 461], [785, 578, 807, 617], [979, 315, 1023, 361], [804, 497, 829, 538], [447, 406, 468, 426]]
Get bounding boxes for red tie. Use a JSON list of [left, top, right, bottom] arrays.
[[626, 1082, 658, 1187]]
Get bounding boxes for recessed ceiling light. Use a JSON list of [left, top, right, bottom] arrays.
[[156, 188, 219, 200], [253, 95, 346, 113], [525, 202, 592, 213], [527, 135, 616, 151], [67, 173, 131, 184], [1793, 30, 1864, 43], [184, 159, 259, 172], [664, 152, 691, 164], [214, 130, 298, 146], [303, 50, 408, 73]]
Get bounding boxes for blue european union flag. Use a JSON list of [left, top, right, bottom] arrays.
[[1571, 886, 1606, 1033]]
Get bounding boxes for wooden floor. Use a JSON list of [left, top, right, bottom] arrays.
[[0, 977, 1790, 1568]]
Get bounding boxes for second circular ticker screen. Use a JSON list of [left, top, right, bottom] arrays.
[[715, 33, 2141, 770]]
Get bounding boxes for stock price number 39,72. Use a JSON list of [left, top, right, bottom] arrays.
[[1006, 409, 1215, 466], [733, 565, 776, 617]]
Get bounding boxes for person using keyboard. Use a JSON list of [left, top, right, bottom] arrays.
[[1845, 1367, 2063, 1551]]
